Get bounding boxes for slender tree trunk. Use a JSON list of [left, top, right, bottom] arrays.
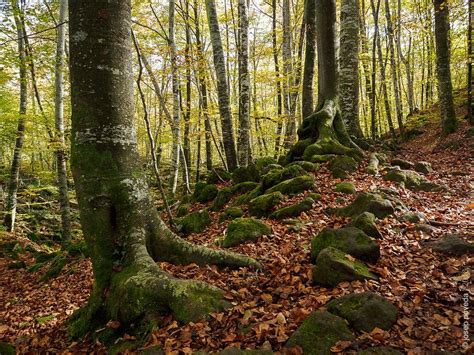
[[302, 0, 317, 120], [5, 0, 27, 232], [205, 0, 238, 170], [68, 0, 257, 338], [272, 0, 284, 157], [370, 0, 381, 139], [433, 0, 457, 134], [340, 0, 363, 138], [237, 0, 251, 166], [54, 0, 71, 244], [359, 0, 372, 136], [377, 33, 396, 137], [469, 0, 473, 124], [183, 0, 192, 183]]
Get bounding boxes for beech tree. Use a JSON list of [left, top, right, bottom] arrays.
[[67, 0, 257, 336]]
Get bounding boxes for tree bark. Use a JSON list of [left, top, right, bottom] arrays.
[[433, 0, 457, 134], [469, 0, 473, 124], [205, 0, 238, 170], [370, 0, 381, 139], [377, 33, 396, 137], [68, 0, 258, 338], [302, 0, 317, 121], [272, 0, 284, 157]]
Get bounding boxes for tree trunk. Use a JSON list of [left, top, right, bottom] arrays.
[[469, 0, 473, 124], [183, 0, 192, 183], [4, 0, 27, 232], [53, 0, 72, 245], [302, 0, 317, 120], [272, 0, 284, 157], [237, 0, 251, 166], [68, 0, 258, 338], [340, 0, 363, 138], [370, 0, 381, 139], [433, 0, 457, 134], [377, 33, 396, 137], [205, 0, 238, 170]]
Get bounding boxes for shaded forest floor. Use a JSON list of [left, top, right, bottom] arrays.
[[0, 113, 473, 353]]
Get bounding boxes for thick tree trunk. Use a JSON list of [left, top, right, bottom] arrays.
[[433, 0, 457, 134], [302, 0, 317, 121], [68, 0, 258, 338], [54, 0, 72, 245], [340, 0, 363, 138], [205, 0, 238, 170], [237, 0, 251, 166], [4, 0, 27, 232]]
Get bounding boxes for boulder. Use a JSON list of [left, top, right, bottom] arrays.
[[427, 234, 474, 256], [349, 212, 382, 239], [248, 192, 284, 217], [287, 161, 320, 172], [222, 218, 272, 247], [232, 165, 260, 183], [414, 161, 433, 174], [219, 207, 244, 222], [230, 181, 259, 195], [333, 192, 395, 219], [206, 168, 232, 184], [211, 188, 233, 211], [312, 247, 378, 287], [178, 210, 211, 234], [270, 197, 314, 220], [398, 211, 424, 223], [326, 292, 398, 332], [335, 182, 356, 194], [193, 182, 218, 203], [311, 227, 380, 263], [285, 310, 354, 355], [310, 154, 337, 163], [176, 203, 190, 217], [233, 184, 263, 206], [329, 156, 358, 178], [366, 153, 379, 176], [254, 156, 277, 172], [265, 175, 315, 195], [384, 167, 446, 192], [261, 165, 307, 190], [391, 158, 414, 170]]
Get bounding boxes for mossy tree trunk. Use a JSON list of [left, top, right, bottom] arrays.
[[286, 0, 362, 164], [68, 0, 258, 338]]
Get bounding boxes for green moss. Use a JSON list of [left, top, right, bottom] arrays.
[[233, 184, 263, 206], [366, 153, 379, 176], [254, 157, 277, 172], [193, 183, 218, 203], [248, 192, 284, 217], [333, 192, 395, 219], [206, 168, 232, 184], [309, 154, 337, 163], [219, 207, 244, 221], [390, 158, 414, 170], [8, 261, 26, 269], [40, 254, 67, 282], [261, 168, 284, 190], [230, 181, 259, 195], [311, 227, 380, 263], [326, 292, 398, 332], [334, 182, 356, 194], [266, 175, 315, 195], [281, 164, 306, 180], [211, 188, 233, 211], [328, 156, 358, 178], [312, 247, 378, 287], [414, 161, 432, 174], [384, 167, 446, 192], [285, 310, 354, 355], [176, 203, 190, 217], [287, 161, 320, 172], [349, 212, 382, 239], [232, 165, 260, 183], [177, 209, 212, 234], [0, 342, 15, 355], [285, 138, 314, 162], [270, 197, 314, 220], [222, 218, 272, 247], [67, 240, 89, 257], [28, 262, 45, 273], [218, 347, 274, 355]]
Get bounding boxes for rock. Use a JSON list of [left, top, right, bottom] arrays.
[[384, 167, 446, 192], [261, 168, 284, 190], [8, 261, 26, 270], [357, 347, 403, 355], [335, 182, 356, 194], [312, 247, 378, 287], [310, 154, 337, 163], [287, 161, 320, 172], [265, 175, 315, 195], [311, 227, 380, 263], [254, 157, 277, 172], [0, 342, 15, 355], [366, 153, 379, 176], [176, 203, 190, 217], [219, 207, 244, 222], [261, 163, 283, 174], [222, 218, 272, 247], [248, 192, 284, 217], [193, 182, 219, 203], [232, 165, 260, 183], [333, 192, 395, 219], [218, 347, 274, 355], [211, 188, 233, 211], [308, 193, 322, 201], [178, 210, 211, 234], [206, 168, 232, 184], [414, 161, 433, 174], [326, 292, 398, 332], [391, 158, 414, 170], [230, 182, 259, 195], [261, 165, 306, 190], [427, 234, 474, 256], [329, 156, 358, 178], [349, 212, 382, 239], [414, 223, 436, 233], [399, 211, 424, 223], [233, 185, 263, 206], [270, 197, 314, 220], [285, 310, 355, 355]]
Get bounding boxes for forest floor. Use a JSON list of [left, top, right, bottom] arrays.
[[0, 114, 473, 354]]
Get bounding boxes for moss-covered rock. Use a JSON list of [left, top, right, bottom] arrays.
[[399, 211, 423, 223], [335, 182, 356, 194], [8, 261, 26, 270], [427, 234, 474, 256], [261, 163, 283, 174], [178, 210, 211, 234], [281, 164, 306, 180], [384, 167, 446, 192], [216, 347, 274, 355], [232, 165, 260, 183], [261, 164, 307, 190], [211, 188, 233, 211], [309, 154, 337, 163], [348, 212, 382, 239], [333, 192, 395, 219], [328, 156, 358, 178], [206, 168, 232, 184], [326, 292, 398, 332], [222, 218, 272, 247], [40, 254, 67, 281], [312, 247, 378, 287], [261, 167, 284, 190], [287, 161, 320, 172], [219, 207, 244, 222], [414, 161, 433, 174], [311, 227, 380, 263], [357, 347, 403, 355], [391, 158, 414, 170], [0, 342, 15, 355], [366, 153, 379, 176], [255, 157, 277, 172], [230, 181, 259, 195], [233, 184, 263, 206], [266, 175, 315, 195], [176, 203, 190, 217], [193, 182, 219, 203], [248, 192, 284, 217], [270, 197, 314, 220], [285, 310, 355, 355]]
